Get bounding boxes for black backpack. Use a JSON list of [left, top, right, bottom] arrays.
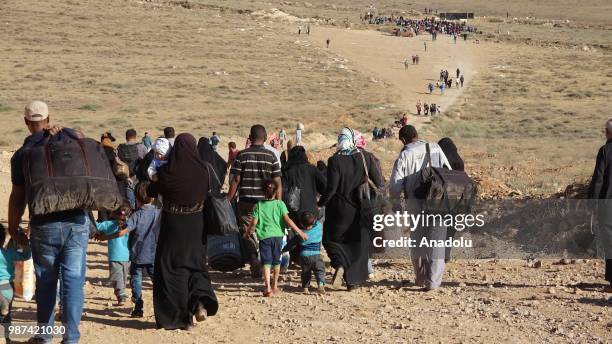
[[415, 143, 477, 214], [117, 143, 140, 175]]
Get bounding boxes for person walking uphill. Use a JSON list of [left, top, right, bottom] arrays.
[[8, 101, 90, 343], [228, 125, 283, 278], [282, 146, 326, 264], [318, 128, 384, 291], [588, 118, 612, 293], [245, 180, 307, 296], [198, 137, 227, 190], [117, 129, 147, 209], [125, 181, 161, 318], [389, 125, 451, 291], [147, 133, 218, 330], [282, 146, 326, 217], [438, 138, 465, 262]]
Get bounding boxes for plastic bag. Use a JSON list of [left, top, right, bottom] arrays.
[[283, 186, 301, 213], [14, 259, 35, 301]]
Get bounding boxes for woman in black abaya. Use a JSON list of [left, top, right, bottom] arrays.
[[318, 128, 383, 290], [281, 146, 326, 261], [282, 146, 326, 216], [438, 137, 465, 262], [198, 137, 227, 193], [438, 137, 464, 171], [149, 133, 218, 330]]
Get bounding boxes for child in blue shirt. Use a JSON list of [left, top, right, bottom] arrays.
[[0, 224, 32, 343], [125, 181, 161, 318], [95, 203, 132, 305], [0, 224, 31, 334], [298, 211, 325, 294]]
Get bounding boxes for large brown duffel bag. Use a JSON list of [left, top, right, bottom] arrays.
[[23, 129, 123, 215]]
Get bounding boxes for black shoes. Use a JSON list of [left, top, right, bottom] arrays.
[[131, 308, 144, 318]]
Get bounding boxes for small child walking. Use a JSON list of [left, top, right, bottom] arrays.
[[245, 180, 307, 297], [0, 224, 31, 339], [95, 203, 132, 305], [297, 212, 326, 294], [125, 181, 161, 318]]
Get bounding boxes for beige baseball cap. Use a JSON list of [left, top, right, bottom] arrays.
[[24, 100, 49, 121]]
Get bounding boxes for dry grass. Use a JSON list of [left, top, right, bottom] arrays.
[[429, 36, 610, 195], [0, 0, 394, 147], [0, 0, 609, 196]]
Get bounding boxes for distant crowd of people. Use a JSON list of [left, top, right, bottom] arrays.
[[363, 13, 477, 40]]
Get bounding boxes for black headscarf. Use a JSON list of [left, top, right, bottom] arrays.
[[284, 146, 309, 170], [157, 133, 209, 205], [438, 137, 465, 171], [197, 137, 227, 187]]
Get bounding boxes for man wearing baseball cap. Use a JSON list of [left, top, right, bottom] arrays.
[[8, 101, 90, 344]]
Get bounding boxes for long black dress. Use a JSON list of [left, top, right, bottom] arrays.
[[318, 149, 383, 286], [149, 134, 219, 330], [154, 211, 218, 329], [198, 137, 227, 186], [282, 147, 326, 216]]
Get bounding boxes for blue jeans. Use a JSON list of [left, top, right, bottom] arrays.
[[118, 180, 136, 209], [125, 183, 136, 209], [30, 213, 89, 344], [130, 264, 154, 311]]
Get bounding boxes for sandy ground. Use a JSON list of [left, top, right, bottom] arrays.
[[306, 26, 488, 129], [7, 242, 611, 344]]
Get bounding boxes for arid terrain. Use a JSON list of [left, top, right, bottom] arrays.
[[0, 0, 611, 343]]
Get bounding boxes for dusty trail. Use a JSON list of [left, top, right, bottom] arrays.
[[307, 26, 488, 128]]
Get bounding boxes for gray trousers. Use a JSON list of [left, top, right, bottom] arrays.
[[300, 255, 326, 288], [109, 261, 130, 297], [410, 225, 447, 290]]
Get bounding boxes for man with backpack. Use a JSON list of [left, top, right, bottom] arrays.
[[117, 129, 147, 209], [389, 125, 451, 291], [8, 101, 90, 343]]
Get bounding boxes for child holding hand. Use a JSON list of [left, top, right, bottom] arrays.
[[95, 203, 132, 305], [245, 180, 307, 297], [0, 224, 31, 339]]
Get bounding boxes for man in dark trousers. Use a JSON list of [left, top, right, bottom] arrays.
[[589, 118, 612, 293], [228, 125, 282, 278], [117, 129, 147, 209]]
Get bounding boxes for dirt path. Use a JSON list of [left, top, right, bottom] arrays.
[[8, 242, 610, 344], [306, 27, 488, 128]]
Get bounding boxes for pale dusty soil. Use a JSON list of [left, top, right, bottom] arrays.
[[306, 26, 490, 130], [8, 243, 611, 344]]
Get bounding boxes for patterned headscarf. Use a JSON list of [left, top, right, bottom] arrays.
[[354, 130, 367, 149], [336, 127, 357, 155]]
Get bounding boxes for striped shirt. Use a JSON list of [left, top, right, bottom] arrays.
[[231, 144, 281, 203]]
